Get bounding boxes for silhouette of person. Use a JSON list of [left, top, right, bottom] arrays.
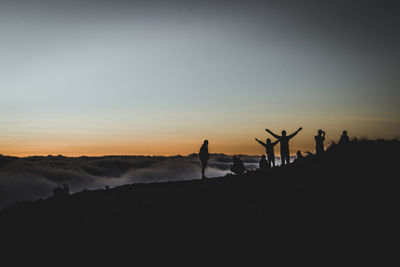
[[230, 156, 245, 175], [53, 184, 70, 198], [339, 130, 350, 145], [255, 138, 279, 167], [199, 140, 209, 179], [265, 127, 303, 166], [295, 151, 304, 162], [315, 129, 326, 155], [259, 155, 269, 169]]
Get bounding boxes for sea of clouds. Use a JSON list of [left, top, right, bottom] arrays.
[[0, 154, 276, 210]]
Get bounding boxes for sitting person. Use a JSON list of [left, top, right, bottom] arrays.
[[259, 155, 269, 169], [230, 155, 245, 175], [294, 151, 304, 163], [339, 130, 350, 145], [52, 184, 70, 198]]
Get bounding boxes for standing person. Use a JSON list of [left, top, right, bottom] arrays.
[[339, 130, 350, 145], [315, 129, 326, 155], [199, 140, 209, 179], [255, 138, 279, 167], [265, 127, 303, 166]]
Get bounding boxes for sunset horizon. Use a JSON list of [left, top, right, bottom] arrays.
[[1, 1, 400, 243], [1, 1, 398, 158], [2, 127, 398, 157]]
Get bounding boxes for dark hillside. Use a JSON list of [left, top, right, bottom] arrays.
[[1, 139, 398, 250]]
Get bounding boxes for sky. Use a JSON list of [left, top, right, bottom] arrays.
[[1, 0, 399, 156]]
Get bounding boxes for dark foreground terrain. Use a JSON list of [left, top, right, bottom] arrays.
[[1, 139, 398, 258]]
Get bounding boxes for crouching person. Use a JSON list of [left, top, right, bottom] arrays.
[[230, 156, 245, 175]]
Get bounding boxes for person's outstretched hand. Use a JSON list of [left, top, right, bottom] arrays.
[[255, 138, 258, 141], [265, 128, 269, 132], [299, 127, 303, 131]]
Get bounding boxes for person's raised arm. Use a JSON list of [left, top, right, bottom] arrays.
[[288, 127, 303, 139], [255, 138, 266, 147], [265, 129, 280, 139], [272, 140, 280, 147]]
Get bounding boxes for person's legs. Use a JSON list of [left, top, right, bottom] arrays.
[[282, 153, 290, 166], [280, 150, 286, 166], [201, 160, 207, 179], [268, 155, 275, 167]]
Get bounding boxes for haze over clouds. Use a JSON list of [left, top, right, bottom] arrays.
[[0, 154, 263, 209]]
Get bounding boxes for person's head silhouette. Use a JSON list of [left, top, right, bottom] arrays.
[[342, 130, 347, 136], [318, 129, 323, 135], [204, 140, 208, 145], [281, 130, 286, 136], [266, 138, 271, 144]]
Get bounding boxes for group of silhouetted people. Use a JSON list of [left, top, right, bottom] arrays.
[[199, 128, 351, 179], [254, 127, 303, 169]]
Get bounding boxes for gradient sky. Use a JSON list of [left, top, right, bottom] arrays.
[[1, 0, 399, 156]]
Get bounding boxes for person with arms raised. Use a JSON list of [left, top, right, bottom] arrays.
[[265, 127, 303, 166], [255, 138, 279, 167]]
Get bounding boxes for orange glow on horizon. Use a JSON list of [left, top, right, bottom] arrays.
[[1, 118, 398, 157], [0, 137, 320, 157]]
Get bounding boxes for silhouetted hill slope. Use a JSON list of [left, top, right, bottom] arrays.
[[1, 139, 399, 241], [0, 153, 263, 210]]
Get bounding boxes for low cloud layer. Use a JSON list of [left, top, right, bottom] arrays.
[[0, 154, 268, 210]]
